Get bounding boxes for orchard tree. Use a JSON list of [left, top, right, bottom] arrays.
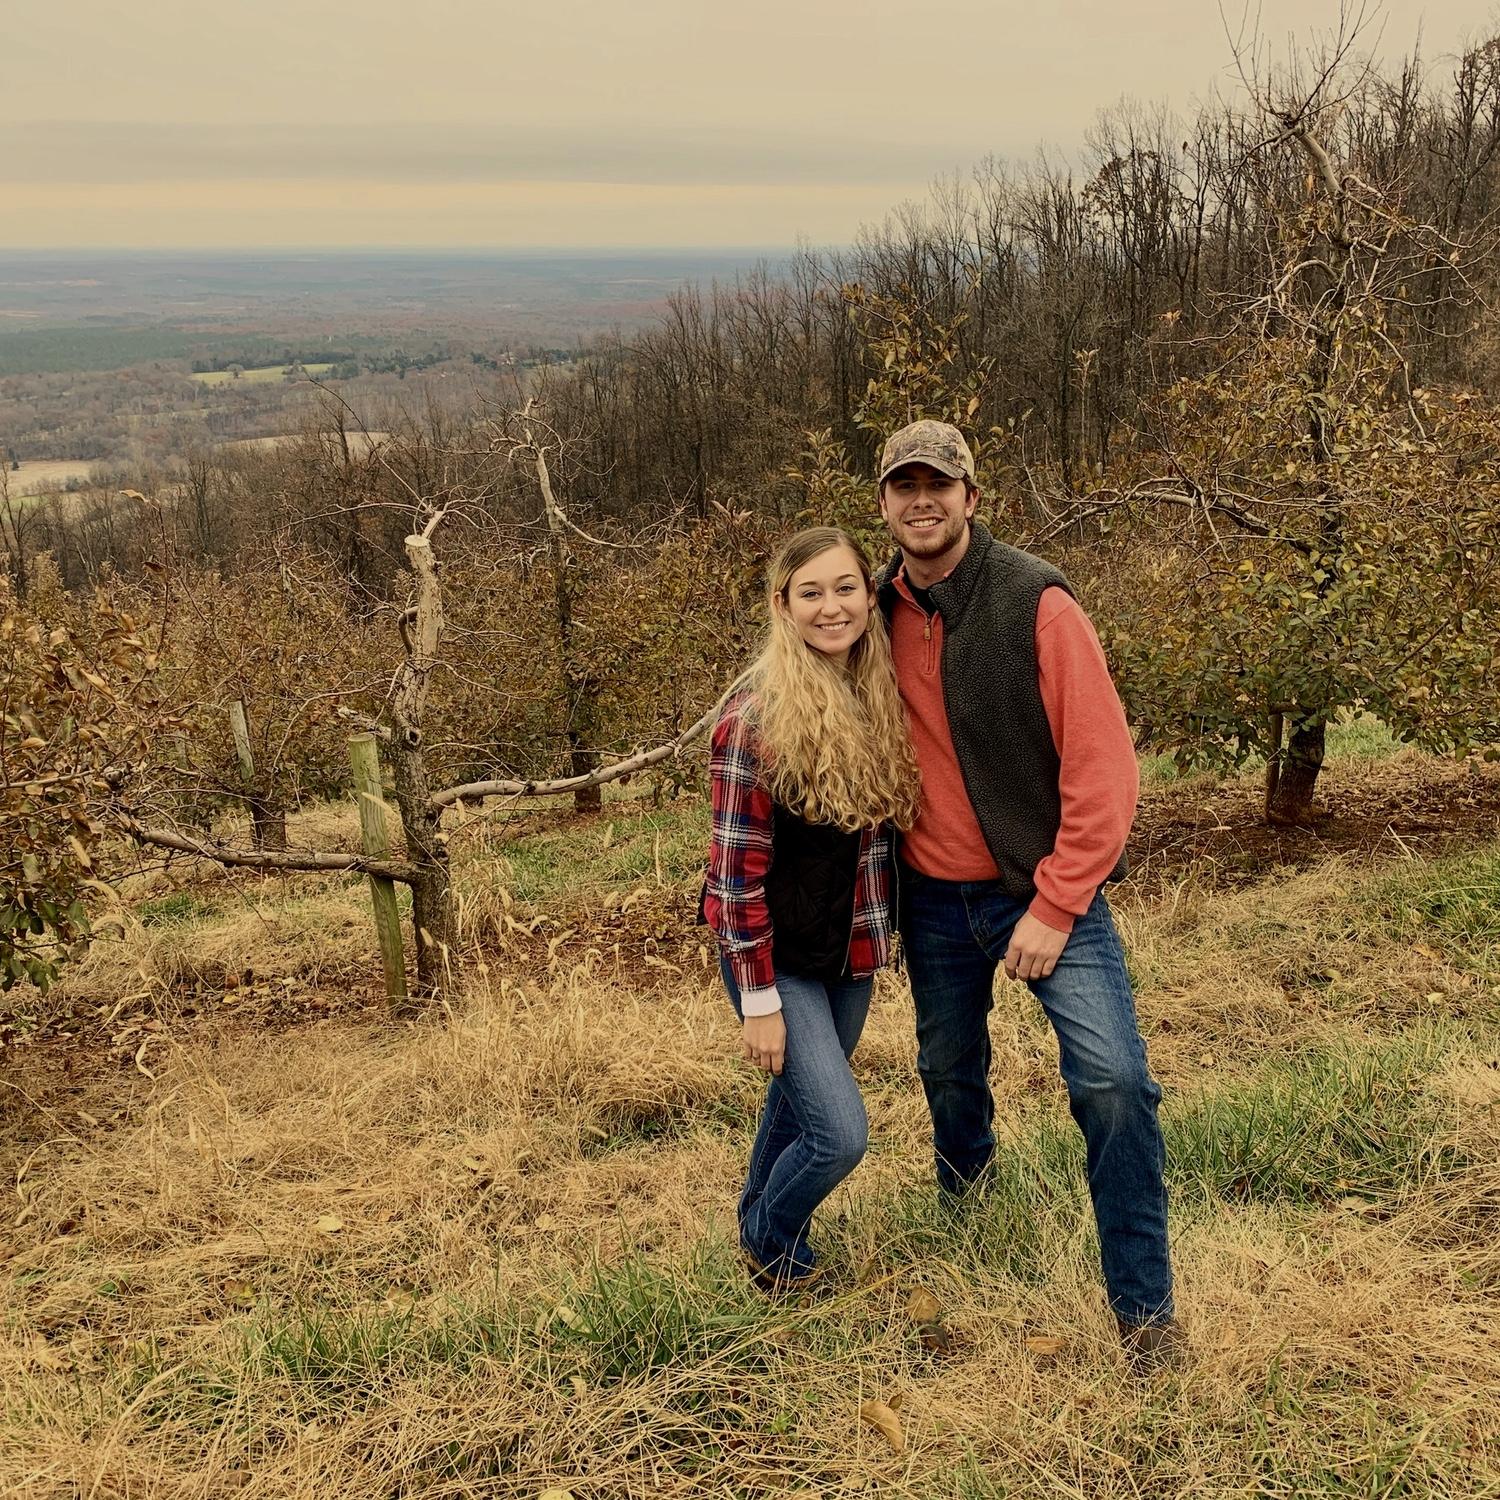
[[0, 568, 164, 991], [1050, 37, 1500, 821], [1073, 355, 1500, 819], [791, 285, 998, 561]]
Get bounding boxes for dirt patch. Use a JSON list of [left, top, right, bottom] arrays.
[[1125, 752, 1500, 897]]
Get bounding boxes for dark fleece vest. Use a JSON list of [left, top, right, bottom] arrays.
[[876, 521, 1128, 898]]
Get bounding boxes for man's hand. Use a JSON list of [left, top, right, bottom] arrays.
[[1004, 912, 1069, 983], [742, 1012, 786, 1074]]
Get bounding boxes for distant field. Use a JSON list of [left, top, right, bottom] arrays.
[[191, 362, 336, 387], [3, 429, 390, 502], [3, 457, 95, 496], [219, 430, 389, 454]]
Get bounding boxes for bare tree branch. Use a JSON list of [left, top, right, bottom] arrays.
[[117, 812, 418, 882], [432, 708, 714, 808]]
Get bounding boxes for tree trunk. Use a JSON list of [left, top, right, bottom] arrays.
[[529, 426, 602, 815], [570, 741, 602, 812], [1266, 716, 1325, 825], [1265, 121, 1345, 831], [390, 524, 457, 1001], [250, 801, 288, 851], [387, 734, 453, 1000]]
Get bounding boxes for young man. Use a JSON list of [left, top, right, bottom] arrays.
[[874, 418, 1179, 1366]]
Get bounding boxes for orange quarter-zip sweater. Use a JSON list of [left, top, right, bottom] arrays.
[[890, 570, 1138, 935]]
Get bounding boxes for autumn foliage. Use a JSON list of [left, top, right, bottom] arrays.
[[0, 562, 164, 989]]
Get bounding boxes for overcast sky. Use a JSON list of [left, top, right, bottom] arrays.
[[2, 0, 1492, 249]]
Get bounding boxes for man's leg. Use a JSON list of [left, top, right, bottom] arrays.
[[1023, 893, 1173, 1326], [901, 869, 1002, 1194]]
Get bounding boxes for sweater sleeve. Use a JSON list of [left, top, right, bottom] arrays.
[[704, 698, 782, 1015], [1027, 587, 1139, 934]]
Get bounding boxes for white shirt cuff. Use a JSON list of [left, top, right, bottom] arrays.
[[739, 983, 782, 1017]]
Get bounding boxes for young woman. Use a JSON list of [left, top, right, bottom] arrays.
[[703, 527, 921, 1292]]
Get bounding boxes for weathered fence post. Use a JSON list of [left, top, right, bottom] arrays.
[[389, 520, 456, 998], [348, 732, 408, 1008], [229, 698, 255, 790]]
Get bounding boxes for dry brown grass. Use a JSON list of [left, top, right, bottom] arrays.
[[42, 873, 376, 1009], [3, 830, 1498, 1496], [1114, 855, 1496, 1079]]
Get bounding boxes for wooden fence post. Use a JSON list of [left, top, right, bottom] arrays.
[[348, 732, 408, 1007], [229, 698, 255, 786]]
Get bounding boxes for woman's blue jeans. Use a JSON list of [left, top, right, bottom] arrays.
[[721, 961, 871, 1278], [900, 868, 1174, 1326]]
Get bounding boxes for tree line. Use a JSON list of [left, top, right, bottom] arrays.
[[3, 25, 1499, 998]]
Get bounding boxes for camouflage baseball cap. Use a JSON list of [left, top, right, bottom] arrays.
[[878, 419, 975, 484]]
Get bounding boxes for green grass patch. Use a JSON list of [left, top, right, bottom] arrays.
[[1140, 713, 1405, 785], [123, 1292, 519, 1429], [1168, 1032, 1468, 1209], [1325, 713, 1403, 759], [1247, 1358, 1493, 1498], [191, 363, 335, 386], [499, 798, 710, 906], [1366, 842, 1500, 984], [137, 890, 222, 927], [866, 1033, 1470, 1285], [551, 1243, 772, 1385], [122, 1248, 779, 1434]]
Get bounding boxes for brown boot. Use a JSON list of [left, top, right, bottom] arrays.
[[741, 1250, 824, 1298], [1117, 1316, 1186, 1373]]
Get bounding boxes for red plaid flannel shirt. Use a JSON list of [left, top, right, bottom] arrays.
[[704, 689, 894, 1002]]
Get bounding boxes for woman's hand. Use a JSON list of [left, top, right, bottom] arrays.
[[742, 1012, 786, 1075]]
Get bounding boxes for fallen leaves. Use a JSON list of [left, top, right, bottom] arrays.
[[904, 1284, 954, 1355], [859, 1397, 904, 1454], [24, 1334, 67, 1372], [1024, 1334, 1067, 1363], [905, 1287, 941, 1324]]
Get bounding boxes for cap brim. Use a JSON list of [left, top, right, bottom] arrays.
[[878, 450, 969, 483]]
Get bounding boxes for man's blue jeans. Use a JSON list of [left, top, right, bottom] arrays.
[[900, 868, 1173, 1326], [721, 961, 871, 1278]]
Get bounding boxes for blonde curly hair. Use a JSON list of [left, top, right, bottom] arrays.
[[736, 527, 921, 831]]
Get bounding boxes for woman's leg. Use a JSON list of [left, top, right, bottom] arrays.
[[721, 960, 805, 1245], [739, 972, 872, 1276], [738, 1078, 798, 1233]]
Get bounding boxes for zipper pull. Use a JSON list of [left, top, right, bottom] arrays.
[[924, 616, 932, 642]]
